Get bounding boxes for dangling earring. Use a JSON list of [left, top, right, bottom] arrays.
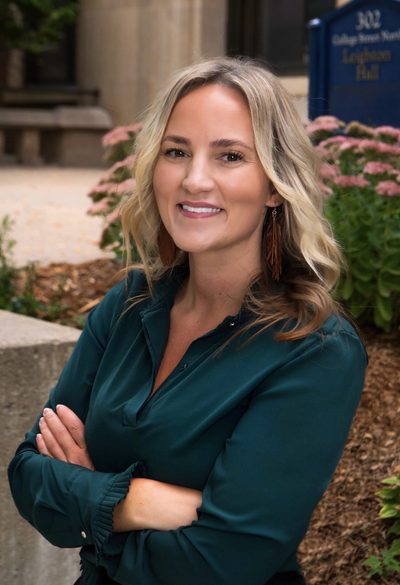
[[158, 224, 177, 266], [266, 207, 282, 281]]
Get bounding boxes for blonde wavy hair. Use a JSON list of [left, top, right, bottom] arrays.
[[121, 56, 343, 341]]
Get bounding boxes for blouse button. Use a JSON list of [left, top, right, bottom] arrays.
[[229, 321, 236, 327], [80, 531, 87, 539]]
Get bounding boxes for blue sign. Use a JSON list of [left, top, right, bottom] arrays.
[[309, 0, 400, 126]]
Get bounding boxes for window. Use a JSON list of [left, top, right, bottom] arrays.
[[227, 0, 336, 75], [25, 23, 76, 87]]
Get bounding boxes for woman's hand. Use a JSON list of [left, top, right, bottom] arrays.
[[113, 477, 203, 532], [36, 404, 94, 470]]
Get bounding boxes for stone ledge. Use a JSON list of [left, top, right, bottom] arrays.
[[0, 309, 80, 349], [0, 106, 112, 130], [0, 108, 55, 127], [55, 106, 112, 129], [0, 106, 112, 166], [0, 310, 81, 585]]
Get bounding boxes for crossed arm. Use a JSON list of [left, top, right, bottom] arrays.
[[36, 404, 202, 532]]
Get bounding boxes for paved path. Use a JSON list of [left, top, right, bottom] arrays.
[[0, 166, 113, 267]]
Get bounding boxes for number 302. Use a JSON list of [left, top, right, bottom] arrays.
[[355, 10, 381, 31]]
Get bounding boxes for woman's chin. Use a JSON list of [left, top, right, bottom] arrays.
[[172, 239, 218, 256]]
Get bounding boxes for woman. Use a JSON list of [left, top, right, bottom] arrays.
[[8, 57, 367, 585]]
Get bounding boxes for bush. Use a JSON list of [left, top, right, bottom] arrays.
[[0, 215, 39, 314], [0, 0, 79, 54], [0, 215, 17, 310], [364, 473, 400, 579], [0, 214, 67, 319], [87, 123, 141, 260], [307, 117, 400, 332]]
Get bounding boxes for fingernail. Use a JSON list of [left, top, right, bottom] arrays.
[[43, 408, 53, 416], [39, 417, 44, 425], [56, 404, 64, 411]]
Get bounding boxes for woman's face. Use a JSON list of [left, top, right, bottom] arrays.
[[153, 84, 280, 262]]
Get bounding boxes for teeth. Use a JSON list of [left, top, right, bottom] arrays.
[[181, 204, 221, 213]]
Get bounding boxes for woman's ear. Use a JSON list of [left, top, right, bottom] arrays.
[[265, 184, 284, 208]]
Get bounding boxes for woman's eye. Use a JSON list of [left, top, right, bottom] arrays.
[[164, 148, 186, 158], [221, 151, 244, 163]]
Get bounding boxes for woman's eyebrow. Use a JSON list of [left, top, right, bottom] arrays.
[[162, 135, 190, 145], [162, 135, 253, 150], [210, 138, 253, 151]]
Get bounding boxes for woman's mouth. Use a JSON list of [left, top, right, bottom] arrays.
[[178, 203, 223, 218]]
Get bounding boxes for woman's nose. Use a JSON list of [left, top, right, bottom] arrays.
[[181, 158, 214, 193]]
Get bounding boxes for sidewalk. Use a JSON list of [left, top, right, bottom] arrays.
[[0, 166, 112, 267]]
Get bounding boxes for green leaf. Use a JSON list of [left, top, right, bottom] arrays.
[[380, 504, 399, 519], [381, 549, 400, 573], [389, 521, 400, 536], [350, 264, 372, 282], [364, 555, 383, 577], [382, 477, 400, 486], [389, 539, 400, 556], [380, 280, 400, 293], [378, 277, 392, 298], [376, 295, 393, 323], [353, 281, 374, 296], [373, 309, 390, 331], [341, 276, 353, 300], [377, 487, 400, 500], [349, 303, 368, 319]]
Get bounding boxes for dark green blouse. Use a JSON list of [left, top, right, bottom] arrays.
[[8, 269, 367, 585]]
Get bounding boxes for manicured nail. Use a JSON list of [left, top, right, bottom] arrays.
[[39, 417, 44, 425], [43, 408, 53, 416], [56, 404, 64, 411]]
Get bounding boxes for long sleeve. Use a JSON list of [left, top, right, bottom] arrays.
[[7, 277, 145, 550], [88, 326, 366, 585]]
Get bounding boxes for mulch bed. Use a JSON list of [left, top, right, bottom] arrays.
[[18, 258, 400, 584], [299, 329, 400, 584]]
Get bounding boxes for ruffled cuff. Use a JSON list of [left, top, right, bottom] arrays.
[[93, 461, 146, 556]]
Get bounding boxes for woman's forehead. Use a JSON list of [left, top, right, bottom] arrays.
[[165, 84, 253, 141]]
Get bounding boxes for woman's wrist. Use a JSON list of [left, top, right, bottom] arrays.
[[113, 477, 143, 532], [112, 477, 202, 533]]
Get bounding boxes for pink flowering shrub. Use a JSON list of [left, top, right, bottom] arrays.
[[364, 162, 395, 176], [308, 118, 400, 331], [306, 115, 345, 141], [87, 125, 142, 258], [376, 181, 400, 197]]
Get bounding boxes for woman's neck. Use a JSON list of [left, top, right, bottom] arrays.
[[175, 252, 260, 320]]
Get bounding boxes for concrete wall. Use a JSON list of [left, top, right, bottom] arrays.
[[77, 0, 227, 125], [0, 311, 80, 585], [76, 0, 351, 127]]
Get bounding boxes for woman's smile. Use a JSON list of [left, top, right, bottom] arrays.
[[178, 201, 223, 219]]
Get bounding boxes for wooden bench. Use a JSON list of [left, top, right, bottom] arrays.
[[0, 106, 112, 166]]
